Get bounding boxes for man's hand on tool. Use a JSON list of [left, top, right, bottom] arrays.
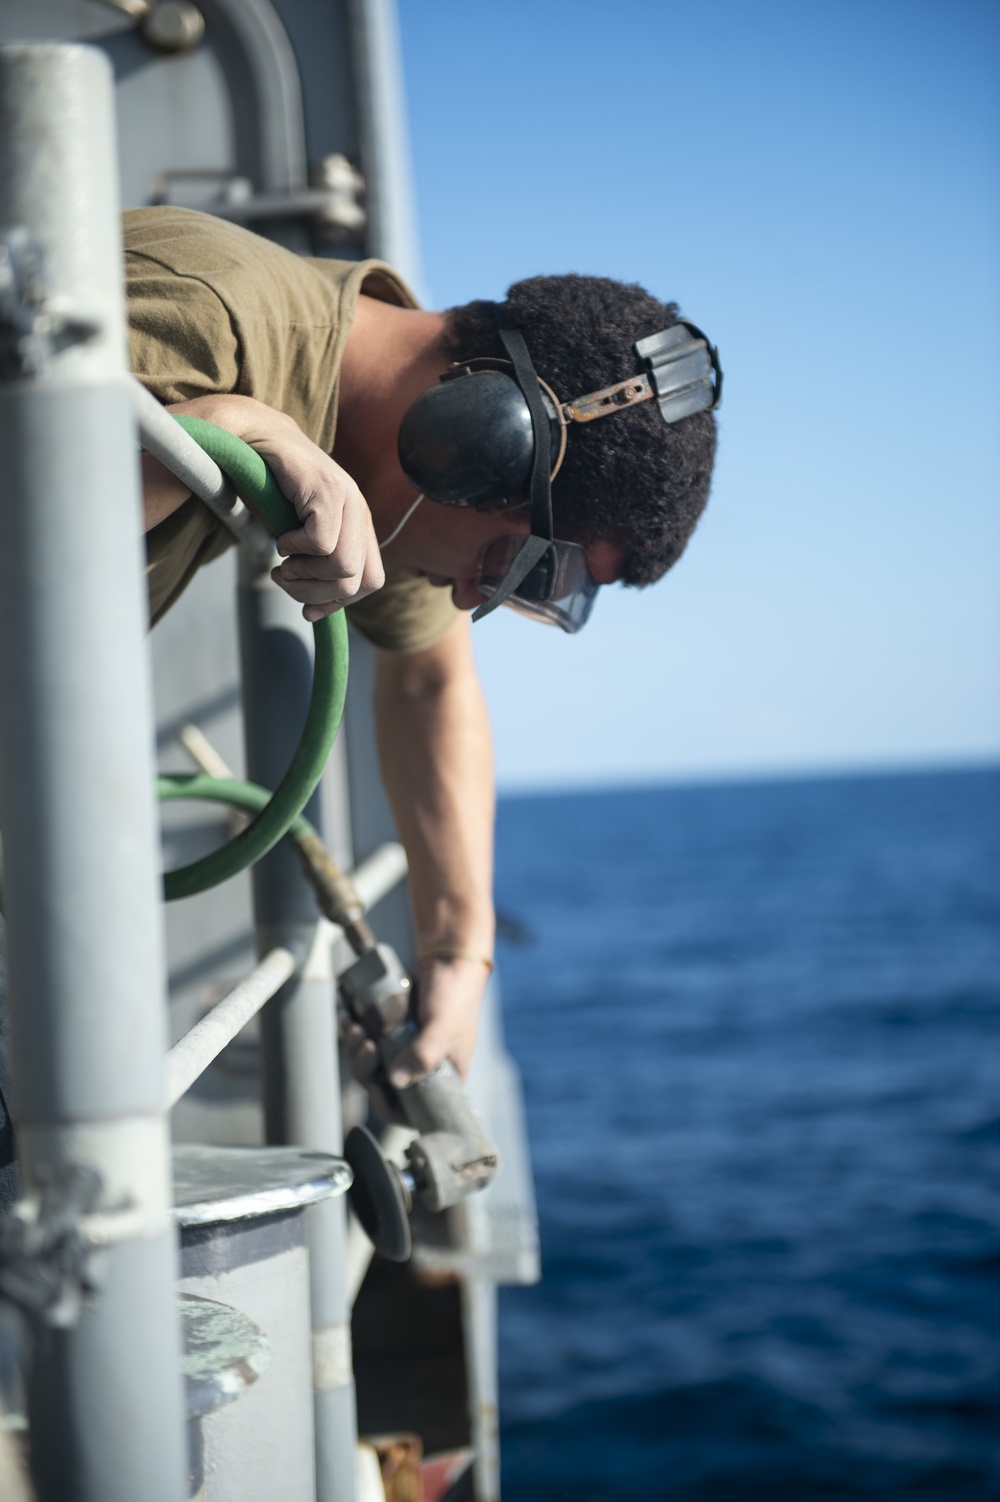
[[144, 395, 385, 618], [400, 955, 485, 1081], [339, 955, 486, 1119]]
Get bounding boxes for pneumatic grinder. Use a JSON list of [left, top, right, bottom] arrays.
[[295, 832, 500, 1260]]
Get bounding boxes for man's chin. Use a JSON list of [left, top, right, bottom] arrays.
[[398, 566, 449, 587], [405, 570, 484, 611]]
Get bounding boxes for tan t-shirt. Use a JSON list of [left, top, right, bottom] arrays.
[[126, 206, 459, 651]]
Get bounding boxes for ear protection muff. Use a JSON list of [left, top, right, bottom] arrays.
[[396, 359, 563, 511]]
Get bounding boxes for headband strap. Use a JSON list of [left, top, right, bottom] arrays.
[[472, 311, 555, 623], [495, 316, 553, 542]]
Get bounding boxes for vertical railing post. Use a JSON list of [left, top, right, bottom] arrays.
[[239, 556, 357, 1502], [0, 43, 187, 1502]]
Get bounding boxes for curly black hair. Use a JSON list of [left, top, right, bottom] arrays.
[[443, 274, 717, 587]]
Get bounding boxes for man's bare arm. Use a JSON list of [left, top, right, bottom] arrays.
[[140, 392, 384, 613], [342, 614, 495, 1091]]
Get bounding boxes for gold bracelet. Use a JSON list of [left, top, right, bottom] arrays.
[[417, 946, 495, 973]]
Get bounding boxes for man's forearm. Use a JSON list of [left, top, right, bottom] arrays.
[[365, 613, 495, 1082], [374, 614, 495, 962]]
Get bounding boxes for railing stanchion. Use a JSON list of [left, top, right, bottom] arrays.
[[0, 43, 187, 1502], [238, 553, 358, 1502]]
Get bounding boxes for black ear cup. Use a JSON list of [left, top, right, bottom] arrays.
[[398, 369, 534, 509], [398, 367, 560, 511]]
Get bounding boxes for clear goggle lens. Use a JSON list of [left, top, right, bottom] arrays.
[[477, 536, 599, 634]]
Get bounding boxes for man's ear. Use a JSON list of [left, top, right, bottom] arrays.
[[587, 539, 626, 584]]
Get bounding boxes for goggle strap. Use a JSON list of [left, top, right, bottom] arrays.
[[471, 534, 552, 623], [496, 317, 554, 542]]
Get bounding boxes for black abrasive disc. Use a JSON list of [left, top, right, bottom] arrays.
[[345, 1125, 412, 1264]]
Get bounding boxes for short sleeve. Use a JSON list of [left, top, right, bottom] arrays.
[[126, 253, 240, 401], [346, 570, 461, 654]]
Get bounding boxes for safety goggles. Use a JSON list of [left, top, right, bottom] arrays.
[[477, 535, 599, 634]]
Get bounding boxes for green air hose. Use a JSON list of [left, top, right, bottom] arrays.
[[159, 417, 348, 901], [158, 773, 374, 947], [159, 771, 315, 849]]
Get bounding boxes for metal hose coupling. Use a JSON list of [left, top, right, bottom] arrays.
[[294, 831, 373, 953]]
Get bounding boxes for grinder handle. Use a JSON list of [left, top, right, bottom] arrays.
[[381, 1026, 501, 1213]]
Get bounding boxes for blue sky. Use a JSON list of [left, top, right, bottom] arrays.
[[397, 0, 1000, 790]]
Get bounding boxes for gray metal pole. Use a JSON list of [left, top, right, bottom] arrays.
[[0, 43, 187, 1502], [238, 554, 358, 1502], [347, 0, 420, 280]]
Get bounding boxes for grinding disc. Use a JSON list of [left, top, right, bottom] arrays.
[[345, 1125, 412, 1263]]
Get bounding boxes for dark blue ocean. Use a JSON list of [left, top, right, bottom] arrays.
[[492, 768, 1000, 1502]]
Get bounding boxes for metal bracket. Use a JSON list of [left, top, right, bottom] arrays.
[[152, 155, 367, 242], [0, 1166, 106, 1329], [0, 229, 102, 382], [634, 320, 723, 421]]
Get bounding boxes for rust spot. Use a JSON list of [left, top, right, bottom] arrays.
[[562, 372, 656, 424]]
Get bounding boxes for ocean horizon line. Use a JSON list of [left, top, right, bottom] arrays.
[[495, 754, 1000, 802]]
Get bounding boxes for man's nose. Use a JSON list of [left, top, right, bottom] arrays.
[[451, 577, 487, 612]]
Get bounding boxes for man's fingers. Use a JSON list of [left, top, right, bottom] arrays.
[[339, 1016, 407, 1124], [273, 549, 385, 590], [276, 517, 364, 571], [273, 500, 384, 612], [271, 573, 359, 605], [388, 1017, 454, 1089], [275, 549, 361, 583], [275, 461, 369, 555], [340, 1020, 379, 1081], [278, 482, 350, 556], [271, 551, 384, 607], [302, 602, 343, 623]]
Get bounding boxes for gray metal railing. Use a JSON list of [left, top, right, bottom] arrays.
[[0, 43, 188, 1502]]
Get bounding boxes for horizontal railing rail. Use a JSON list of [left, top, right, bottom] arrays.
[[165, 947, 297, 1108], [164, 841, 408, 1106], [343, 840, 407, 915]]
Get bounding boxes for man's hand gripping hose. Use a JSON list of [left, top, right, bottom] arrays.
[[154, 416, 348, 900]]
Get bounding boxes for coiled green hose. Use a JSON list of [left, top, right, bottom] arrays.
[[159, 771, 316, 845], [159, 773, 372, 948], [160, 417, 348, 901]]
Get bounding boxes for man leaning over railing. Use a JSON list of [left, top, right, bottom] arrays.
[[126, 207, 717, 1121]]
